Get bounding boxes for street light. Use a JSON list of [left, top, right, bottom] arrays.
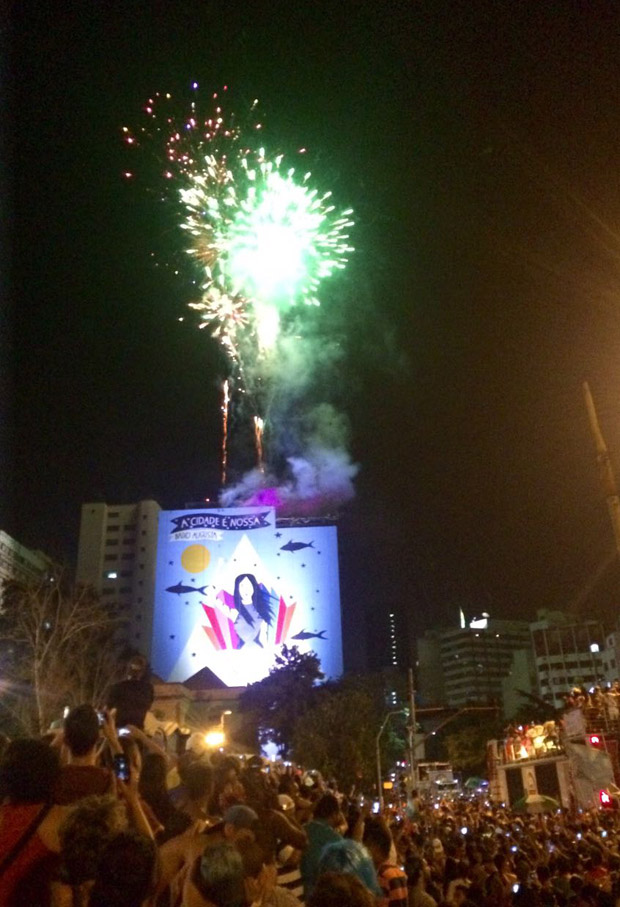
[[376, 709, 408, 812], [205, 730, 225, 747], [220, 709, 232, 733]]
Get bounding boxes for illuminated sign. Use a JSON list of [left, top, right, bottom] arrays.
[[151, 506, 343, 686]]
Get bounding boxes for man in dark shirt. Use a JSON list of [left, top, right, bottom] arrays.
[[106, 654, 154, 730]]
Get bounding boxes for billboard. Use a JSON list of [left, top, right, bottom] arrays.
[[151, 507, 343, 686]]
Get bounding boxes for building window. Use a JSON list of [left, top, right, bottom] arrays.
[[121, 553, 135, 560], [109, 512, 119, 517], [105, 540, 119, 546], [104, 555, 116, 562]]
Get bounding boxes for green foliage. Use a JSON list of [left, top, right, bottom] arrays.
[[292, 675, 408, 791], [239, 645, 324, 756], [440, 711, 502, 777], [442, 724, 488, 776], [239, 649, 410, 785]]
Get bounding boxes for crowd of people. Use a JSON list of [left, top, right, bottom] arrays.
[[2, 662, 620, 906]]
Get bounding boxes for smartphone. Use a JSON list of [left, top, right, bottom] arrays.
[[97, 710, 105, 727], [512, 884, 520, 894], [113, 753, 130, 782], [118, 727, 131, 737], [372, 801, 380, 814]]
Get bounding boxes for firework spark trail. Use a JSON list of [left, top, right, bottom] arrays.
[[253, 415, 265, 474], [221, 379, 230, 486], [125, 83, 355, 506]]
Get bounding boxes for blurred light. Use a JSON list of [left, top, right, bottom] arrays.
[[205, 730, 225, 747]]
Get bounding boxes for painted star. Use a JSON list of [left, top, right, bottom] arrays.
[[275, 532, 282, 538]]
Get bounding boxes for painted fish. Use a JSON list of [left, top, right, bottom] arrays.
[[280, 540, 315, 552], [291, 629, 327, 641], [166, 581, 208, 596]]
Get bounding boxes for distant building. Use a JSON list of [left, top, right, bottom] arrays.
[[0, 530, 54, 586], [76, 501, 161, 657], [602, 628, 620, 681], [415, 631, 445, 707], [529, 609, 605, 709], [501, 647, 538, 719], [416, 613, 531, 710]]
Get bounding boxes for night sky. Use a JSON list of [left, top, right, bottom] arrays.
[[5, 2, 620, 667]]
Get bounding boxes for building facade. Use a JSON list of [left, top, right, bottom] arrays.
[[0, 530, 54, 586], [530, 609, 606, 709], [76, 501, 161, 658], [417, 614, 531, 710]]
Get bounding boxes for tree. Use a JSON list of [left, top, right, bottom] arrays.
[[239, 645, 324, 755], [292, 675, 407, 791], [441, 711, 504, 777], [0, 572, 124, 735]]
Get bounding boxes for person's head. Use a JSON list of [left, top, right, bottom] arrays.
[[405, 855, 426, 889], [185, 732, 209, 759], [233, 574, 273, 626], [313, 792, 344, 828], [88, 830, 158, 907], [59, 794, 128, 886], [223, 804, 259, 842], [127, 654, 148, 680], [453, 883, 470, 906], [63, 703, 100, 757], [185, 761, 213, 805], [307, 871, 376, 907], [0, 737, 60, 803], [362, 816, 392, 868], [186, 842, 246, 907], [317, 839, 381, 897]]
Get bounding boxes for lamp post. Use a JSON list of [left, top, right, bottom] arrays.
[[376, 709, 408, 812], [220, 709, 232, 733]]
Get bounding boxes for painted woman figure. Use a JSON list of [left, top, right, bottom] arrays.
[[233, 573, 274, 649]]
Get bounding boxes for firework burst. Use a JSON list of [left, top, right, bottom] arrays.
[[124, 83, 354, 479]]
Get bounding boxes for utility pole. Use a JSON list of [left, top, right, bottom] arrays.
[[407, 667, 418, 791], [583, 381, 620, 556], [376, 709, 407, 811]]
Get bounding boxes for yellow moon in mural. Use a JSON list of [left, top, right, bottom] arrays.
[[181, 545, 211, 574]]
